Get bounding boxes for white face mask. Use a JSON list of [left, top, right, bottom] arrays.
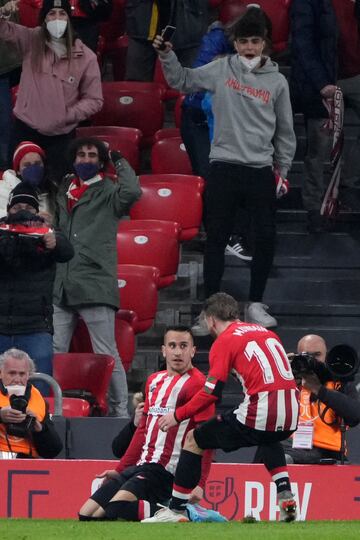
[[5, 385, 26, 396], [46, 19, 67, 39], [239, 56, 262, 72]]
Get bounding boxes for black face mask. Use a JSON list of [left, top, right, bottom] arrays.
[[6, 210, 43, 225]]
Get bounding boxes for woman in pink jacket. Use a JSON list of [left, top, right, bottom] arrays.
[[0, 0, 103, 183]]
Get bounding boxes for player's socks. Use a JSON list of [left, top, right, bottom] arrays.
[[270, 466, 291, 493], [104, 500, 159, 520], [169, 450, 202, 512]]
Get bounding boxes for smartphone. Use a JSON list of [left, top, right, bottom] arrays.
[[159, 25, 176, 50]]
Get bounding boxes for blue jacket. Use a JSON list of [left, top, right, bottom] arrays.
[[183, 22, 233, 112], [289, 0, 338, 118]]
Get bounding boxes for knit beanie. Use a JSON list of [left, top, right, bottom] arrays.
[[7, 183, 40, 212], [39, 0, 72, 22], [13, 141, 46, 173]]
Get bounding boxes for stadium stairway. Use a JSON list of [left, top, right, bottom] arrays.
[[128, 107, 360, 414]]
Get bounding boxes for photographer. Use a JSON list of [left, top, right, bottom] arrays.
[[284, 334, 360, 464], [0, 348, 63, 458]]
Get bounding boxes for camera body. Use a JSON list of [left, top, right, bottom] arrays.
[[6, 393, 36, 437], [290, 353, 331, 384], [290, 344, 359, 385]]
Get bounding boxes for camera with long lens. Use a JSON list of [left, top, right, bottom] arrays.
[[6, 393, 36, 437], [290, 344, 359, 384]]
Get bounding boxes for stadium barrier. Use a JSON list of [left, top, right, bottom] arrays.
[[0, 460, 359, 521]]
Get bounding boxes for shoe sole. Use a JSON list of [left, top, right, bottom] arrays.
[[225, 245, 253, 261]]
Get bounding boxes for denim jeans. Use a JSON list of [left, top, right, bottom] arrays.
[[0, 332, 53, 395], [0, 77, 13, 169]]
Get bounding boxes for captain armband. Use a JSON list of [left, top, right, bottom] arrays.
[[204, 376, 224, 399]]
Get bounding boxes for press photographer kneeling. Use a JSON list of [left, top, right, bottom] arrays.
[[0, 349, 63, 459], [283, 334, 360, 464]]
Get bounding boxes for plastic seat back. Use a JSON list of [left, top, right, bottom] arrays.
[[151, 136, 193, 175], [117, 219, 180, 288], [130, 175, 205, 241], [53, 353, 115, 416], [46, 396, 91, 417], [117, 264, 160, 333]]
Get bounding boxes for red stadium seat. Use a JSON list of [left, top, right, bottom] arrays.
[[92, 82, 166, 145], [117, 219, 181, 288], [117, 264, 160, 334], [151, 136, 193, 175], [70, 316, 136, 373], [53, 353, 115, 416], [154, 128, 181, 142], [130, 175, 205, 241], [174, 94, 186, 128], [76, 126, 142, 173], [46, 397, 91, 417]]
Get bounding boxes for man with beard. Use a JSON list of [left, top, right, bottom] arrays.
[[0, 183, 74, 393]]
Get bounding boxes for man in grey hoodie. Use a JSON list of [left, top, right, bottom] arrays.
[[154, 6, 296, 328]]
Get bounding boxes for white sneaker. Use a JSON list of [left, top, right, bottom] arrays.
[[191, 315, 209, 336], [244, 302, 277, 328], [278, 491, 297, 522], [141, 507, 189, 523], [225, 235, 253, 261]]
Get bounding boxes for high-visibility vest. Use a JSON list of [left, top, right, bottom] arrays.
[[0, 385, 46, 457], [298, 381, 342, 452]]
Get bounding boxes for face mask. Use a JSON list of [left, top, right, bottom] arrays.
[[21, 164, 44, 187], [73, 162, 100, 181], [6, 209, 42, 224], [46, 19, 67, 39], [239, 56, 262, 72], [5, 385, 26, 396]]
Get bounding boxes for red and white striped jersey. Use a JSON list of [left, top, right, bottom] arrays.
[[132, 367, 213, 475], [176, 322, 299, 432]]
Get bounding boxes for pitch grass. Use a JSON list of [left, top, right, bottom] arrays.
[[1, 520, 360, 540]]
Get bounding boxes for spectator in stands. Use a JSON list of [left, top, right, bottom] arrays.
[[124, 0, 208, 81], [143, 293, 299, 523], [78, 325, 214, 521], [283, 334, 360, 464], [70, 0, 113, 52], [0, 141, 58, 221], [154, 6, 296, 328], [0, 348, 63, 458], [290, 0, 360, 233], [0, 184, 74, 393], [53, 138, 141, 418], [0, 0, 21, 170], [0, 0, 103, 184]]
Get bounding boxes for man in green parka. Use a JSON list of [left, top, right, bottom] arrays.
[[53, 137, 142, 418]]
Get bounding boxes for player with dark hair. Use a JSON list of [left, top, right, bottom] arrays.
[[78, 325, 215, 521], [143, 293, 299, 523]]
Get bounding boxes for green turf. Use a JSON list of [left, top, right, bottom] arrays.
[[1, 520, 360, 540]]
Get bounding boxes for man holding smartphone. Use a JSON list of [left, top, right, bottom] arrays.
[[153, 6, 296, 329], [124, 0, 208, 81]]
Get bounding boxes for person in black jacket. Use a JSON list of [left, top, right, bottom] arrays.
[[0, 183, 74, 394], [0, 348, 63, 458], [124, 0, 208, 81], [290, 0, 360, 232]]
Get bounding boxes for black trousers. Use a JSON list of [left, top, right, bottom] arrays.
[[204, 161, 276, 301]]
